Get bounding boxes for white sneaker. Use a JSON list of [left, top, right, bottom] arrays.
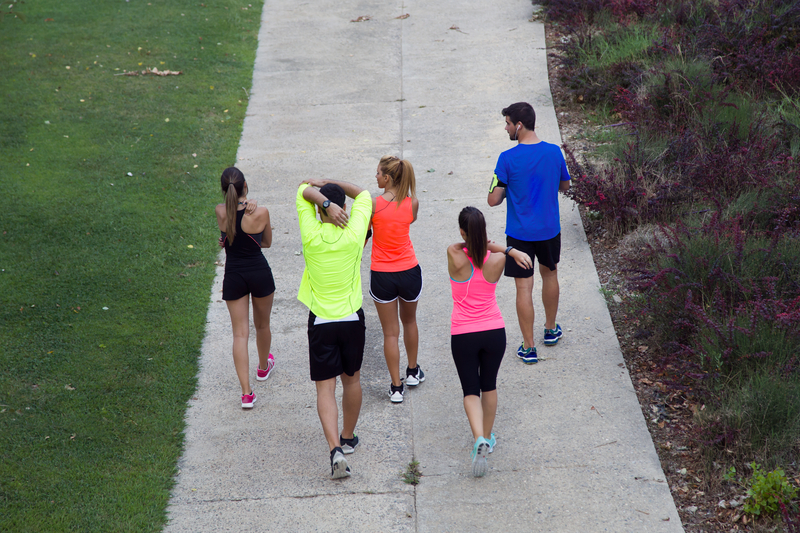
[[389, 383, 404, 403], [330, 447, 351, 479], [405, 365, 425, 386]]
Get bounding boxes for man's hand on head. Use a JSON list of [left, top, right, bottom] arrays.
[[325, 202, 348, 228]]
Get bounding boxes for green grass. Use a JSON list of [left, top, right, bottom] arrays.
[[0, 1, 263, 530], [402, 460, 422, 485], [587, 25, 660, 70]]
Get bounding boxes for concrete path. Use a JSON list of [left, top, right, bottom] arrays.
[[165, 0, 684, 531]]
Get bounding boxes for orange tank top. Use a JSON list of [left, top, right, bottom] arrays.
[[370, 196, 418, 272]]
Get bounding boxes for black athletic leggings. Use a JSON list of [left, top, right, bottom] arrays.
[[450, 328, 506, 397]]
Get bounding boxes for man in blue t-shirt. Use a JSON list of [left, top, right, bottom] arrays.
[[487, 102, 571, 364]]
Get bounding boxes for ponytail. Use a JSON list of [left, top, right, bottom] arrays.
[[225, 184, 238, 245], [458, 206, 488, 269], [379, 155, 416, 205], [220, 167, 246, 245]]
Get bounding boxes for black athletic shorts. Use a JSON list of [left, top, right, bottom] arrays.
[[451, 328, 506, 397], [369, 264, 423, 303], [222, 267, 276, 301], [307, 309, 366, 381], [504, 234, 561, 277]]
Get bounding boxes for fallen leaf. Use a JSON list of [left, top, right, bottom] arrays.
[[65, 384, 75, 390], [427, 168, 435, 172], [395, 13, 409, 19], [350, 15, 371, 22], [638, 345, 649, 353], [115, 67, 183, 77]]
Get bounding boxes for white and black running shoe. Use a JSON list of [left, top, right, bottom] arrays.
[[339, 434, 359, 455], [405, 365, 425, 386], [389, 382, 404, 403], [330, 447, 351, 479]]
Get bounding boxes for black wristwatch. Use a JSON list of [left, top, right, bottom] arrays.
[[321, 200, 330, 209], [505, 246, 514, 255]]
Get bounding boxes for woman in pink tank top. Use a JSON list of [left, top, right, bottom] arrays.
[[447, 207, 532, 477]]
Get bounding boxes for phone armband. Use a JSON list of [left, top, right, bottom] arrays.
[[489, 174, 501, 193]]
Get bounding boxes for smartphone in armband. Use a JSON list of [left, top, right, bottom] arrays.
[[489, 174, 501, 193]]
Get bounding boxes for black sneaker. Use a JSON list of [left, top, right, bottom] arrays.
[[330, 447, 351, 479], [405, 365, 425, 386], [389, 382, 404, 403], [340, 434, 359, 454]]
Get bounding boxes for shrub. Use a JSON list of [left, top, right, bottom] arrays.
[[743, 463, 799, 517]]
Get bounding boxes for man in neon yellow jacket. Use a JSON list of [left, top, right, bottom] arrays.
[[296, 179, 371, 479]]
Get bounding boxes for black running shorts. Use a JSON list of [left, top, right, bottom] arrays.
[[369, 264, 423, 303], [504, 234, 561, 277], [307, 309, 366, 381], [222, 267, 276, 301], [451, 328, 506, 397]]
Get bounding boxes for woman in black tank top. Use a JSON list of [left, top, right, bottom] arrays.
[[215, 167, 276, 409]]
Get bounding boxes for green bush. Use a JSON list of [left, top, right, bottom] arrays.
[[744, 463, 799, 517]]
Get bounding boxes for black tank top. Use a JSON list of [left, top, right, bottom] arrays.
[[223, 209, 269, 271]]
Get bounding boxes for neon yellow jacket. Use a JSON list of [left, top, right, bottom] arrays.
[[296, 184, 371, 319]]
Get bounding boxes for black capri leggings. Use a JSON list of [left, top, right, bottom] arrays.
[[450, 328, 506, 397]]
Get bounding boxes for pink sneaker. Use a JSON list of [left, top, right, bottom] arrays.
[[241, 390, 257, 409], [256, 353, 275, 381]]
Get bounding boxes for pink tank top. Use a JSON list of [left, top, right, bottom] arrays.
[[450, 250, 504, 335]]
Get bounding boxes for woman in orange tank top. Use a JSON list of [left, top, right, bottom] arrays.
[[369, 156, 424, 404]]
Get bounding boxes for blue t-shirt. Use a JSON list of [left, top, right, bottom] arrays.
[[494, 141, 571, 241]]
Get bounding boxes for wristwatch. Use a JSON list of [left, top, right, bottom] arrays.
[[321, 200, 330, 209], [505, 246, 514, 255]]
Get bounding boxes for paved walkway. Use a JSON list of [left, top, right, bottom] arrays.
[[165, 0, 684, 531]]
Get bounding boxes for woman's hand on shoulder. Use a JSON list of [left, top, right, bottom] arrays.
[[301, 178, 326, 188], [447, 242, 466, 256], [243, 199, 258, 215]]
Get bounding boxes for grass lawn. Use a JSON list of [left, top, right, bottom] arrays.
[[0, 1, 263, 530]]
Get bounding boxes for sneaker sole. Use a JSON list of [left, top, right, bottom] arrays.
[[390, 394, 404, 403], [472, 443, 489, 477], [543, 336, 562, 346], [331, 456, 351, 479], [341, 445, 357, 454], [522, 357, 538, 364], [241, 396, 256, 409]]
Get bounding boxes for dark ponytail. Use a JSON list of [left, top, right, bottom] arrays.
[[458, 206, 488, 269], [220, 167, 245, 245]]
